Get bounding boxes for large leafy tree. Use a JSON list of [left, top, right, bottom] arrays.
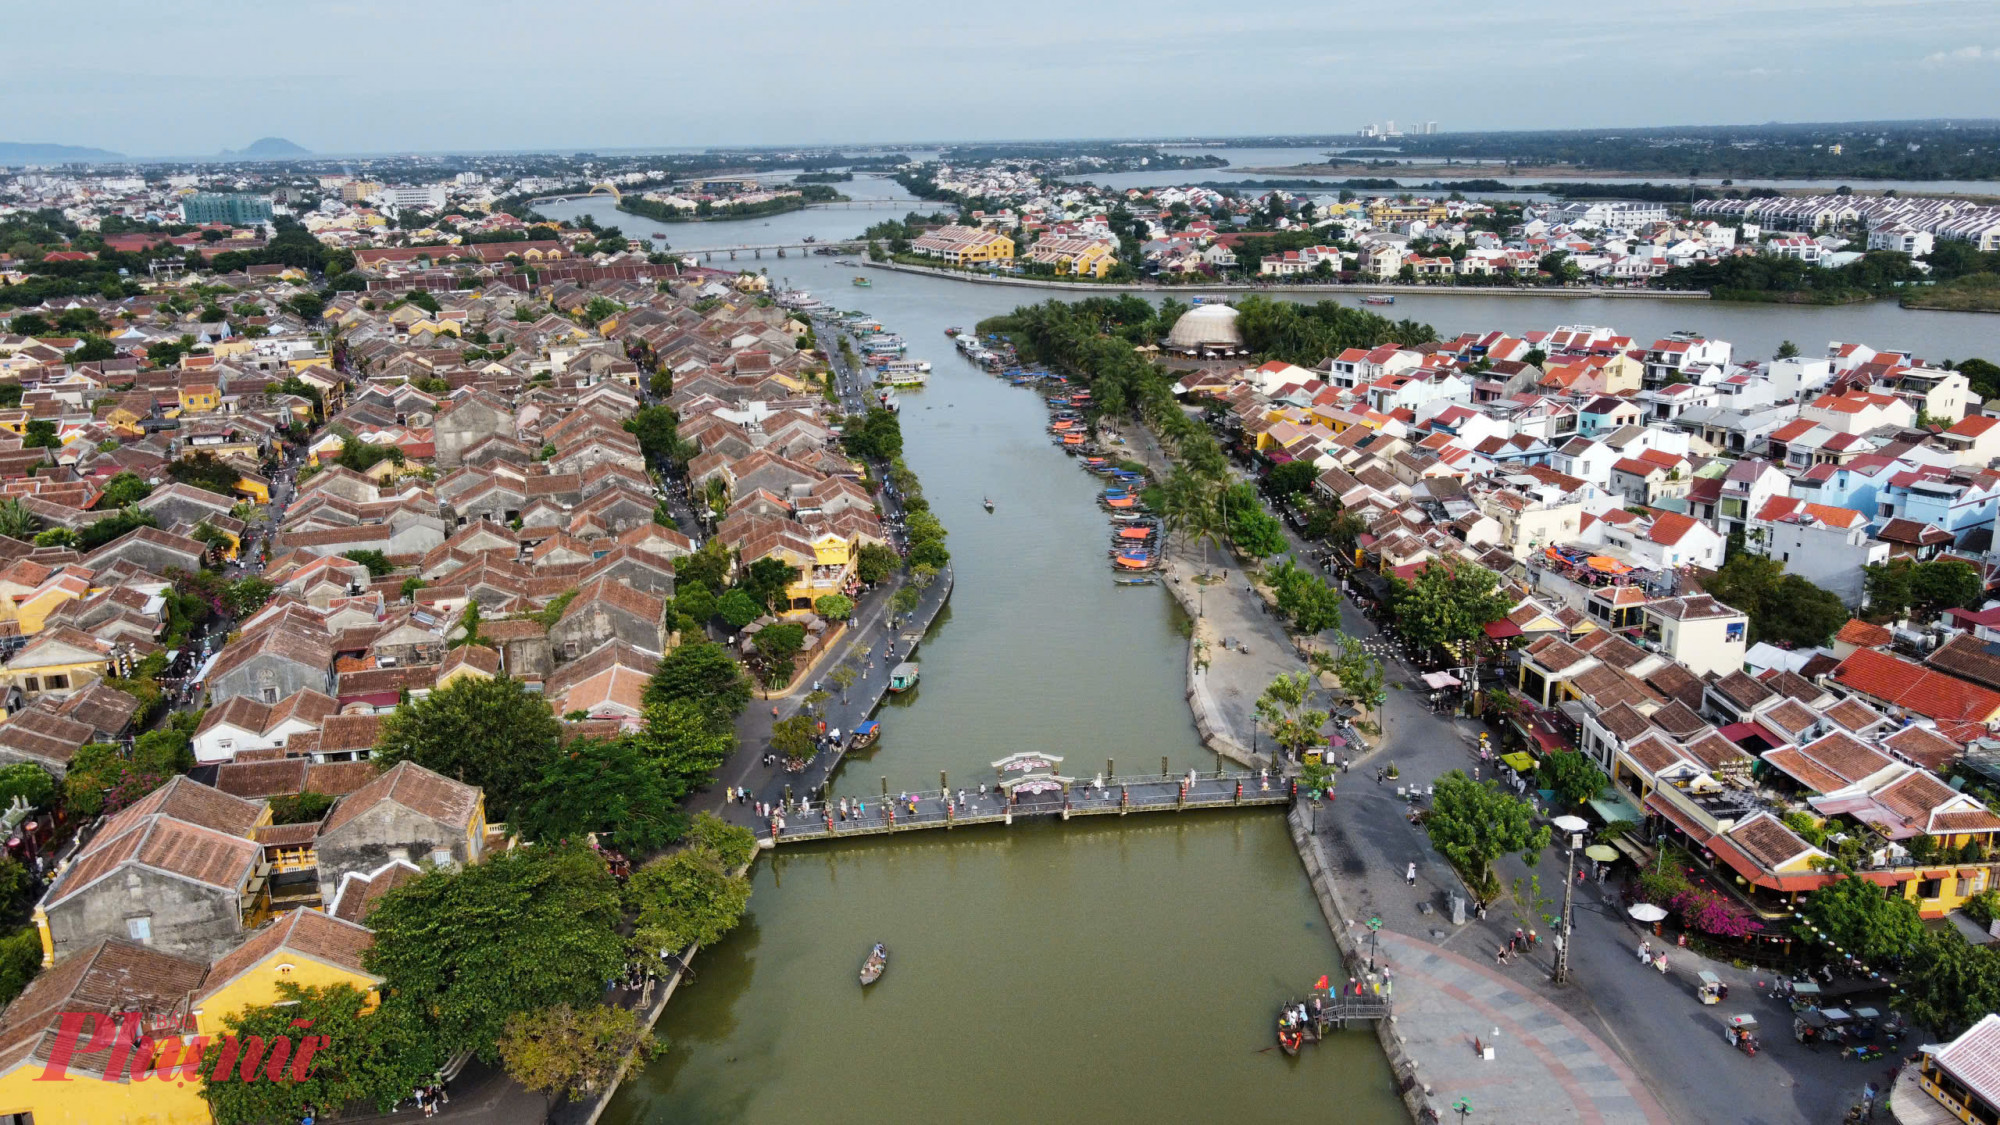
[[1255, 671, 1328, 760], [1424, 770, 1550, 897], [645, 641, 751, 729], [1903, 931, 2000, 1038], [1329, 636, 1385, 712], [514, 736, 688, 853], [627, 829, 753, 955], [199, 985, 440, 1125], [1910, 558, 1985, 621], [628, 698, 736, 798], [1389, 562, 1512, 660], [672, 539, 732, 594], [623, 404, 681, 463], [364, 846, 625, 1061], [1538, 752, 1609, 807], [372, 675, 561, 821], [498, 1003, 650, 1104], [1708, 552, 1846, 645], [1798, 874, 1925, 963]]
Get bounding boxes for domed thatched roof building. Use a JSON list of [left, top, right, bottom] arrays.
[[1165, 303, 1244, 355]]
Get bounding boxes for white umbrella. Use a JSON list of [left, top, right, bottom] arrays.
[[1551, 815, 1589, 833], [1628, 903, 1669, 922]]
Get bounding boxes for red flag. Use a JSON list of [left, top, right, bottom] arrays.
[[1313, 974, 1330, 990]]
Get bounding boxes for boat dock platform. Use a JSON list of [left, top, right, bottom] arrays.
[[765, 769, 1298, 846]]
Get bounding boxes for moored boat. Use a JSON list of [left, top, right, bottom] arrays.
[[945, 326, 962, 336], [860, 943, 888, 986], [888, 662, 921, 693], [848, 720, 882, 751], [1361, 294, 1394, 305], [853, 276, 872, 287], [1114, 575, 1154, 586]]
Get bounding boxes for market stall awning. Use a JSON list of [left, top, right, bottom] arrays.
[[1588, 789, 1645, 827], [1500, 751, 1536, 773], [1421, 671, 1461, 689]]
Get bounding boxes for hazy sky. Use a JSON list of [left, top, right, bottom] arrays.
[[11, 0, 2000, 155]]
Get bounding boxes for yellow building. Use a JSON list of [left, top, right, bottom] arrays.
[[11, 569, 92, 637], [0, 911, 383, 1125], [0, 627, 113, 698], [178, 384, 220, 415], [1367, 198, 1449, 226]]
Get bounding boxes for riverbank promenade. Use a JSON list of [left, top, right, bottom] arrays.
[[764, 771, 1290, 845]]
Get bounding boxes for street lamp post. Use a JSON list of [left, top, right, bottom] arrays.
[[1366, 915, 1382, 972], [1554, 832, 1581, 985]]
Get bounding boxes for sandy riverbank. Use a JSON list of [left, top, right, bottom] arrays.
[[861, 259, 1708, 299]]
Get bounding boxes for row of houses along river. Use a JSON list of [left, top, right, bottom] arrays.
[[536, 178, 2000, 1124]]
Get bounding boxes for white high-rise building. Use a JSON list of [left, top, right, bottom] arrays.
[[1425, 122, 1438, 135]]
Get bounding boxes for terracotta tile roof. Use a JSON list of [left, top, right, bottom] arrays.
[[1832, 618, 1888, 650], [196, 908, 378, 1006], [0, 939, 207, 1073], [1729, 814, 1816, 870], [1835, 647, 2000, 723], [1595, 701, 1652, 742], [1881, 725, 1962, 772], [1711, 670, 1775, 712], [321, 760, 479, 835], [1794, 730, 1897, 787], [1684, 729, 1753, 771], [330, 859, 422, 925], [1823, 697, 1888, 733], [1927, 634, 2000, 692], [213, 758, 310, 799]]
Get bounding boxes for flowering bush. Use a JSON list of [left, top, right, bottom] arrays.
[[1670, 886, 1762, 939]]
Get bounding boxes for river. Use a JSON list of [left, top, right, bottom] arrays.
[[550, 184, 1986, 1123]]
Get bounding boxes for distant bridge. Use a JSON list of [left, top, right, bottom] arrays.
[[528, 180, 624, 204], [765, 770, 1294, 846], [692, 240, 866, 262]]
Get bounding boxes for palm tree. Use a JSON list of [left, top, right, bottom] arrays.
[[702, 476, 730, 523], [0, 500, 34, 543]]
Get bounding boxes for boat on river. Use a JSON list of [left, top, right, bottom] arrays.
[[945, 326, 963, 336], [860, 943, 888, 986], [888, 662, 920, 692], [876, 365, 930, 388], [853, 276, 872, 287], [848, 720, 881, 752], [983, 496, 994, 512], [1361, 295, 1394, 306], [1114, 575, 1154, 586], [653, 232, 668, 239]]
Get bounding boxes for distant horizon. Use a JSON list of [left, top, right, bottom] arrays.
[[9, 117, 2000, 166]]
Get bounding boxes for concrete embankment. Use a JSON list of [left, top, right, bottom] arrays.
[[862, 259, 1711, 299]]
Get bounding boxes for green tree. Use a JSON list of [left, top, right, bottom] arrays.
[[1708, 552, 1842, 645], [1539, 752, 1608, 807], [1330, 636, 1385, 712], [855, 542, 902, 584], [168, 451, 243, 495], [628, 698, 736, 798], [365, 846, 625, 1060], [0, 500, 35, 542], [1776, 339, 1801, 359], [830, 663, 859, 703], [751, 622, 807, 684], [0, 763, 54, 811], [1389, 563, 1512, 662], [515, 736, 689, 853], [1424, 770, 1551, 897], [645, 641, 750, 728], [672, 539, 731, 594], [1255, 671, 1329, 761], [1262, 460, 1318, 502], [717, 588, 762, 630], [372, 675, 562, 820], [1799, 873, 1925, 963], [1911, 558, 1985, 621], [498, 1003, 650, 1104], [94, 472, 153, 509], [0, 928, 40, 1008], [1864, 558, 1914, 620], [1903, 931, 2000, 1038], [891, 586, 921, 615], [21, 420, 59, 450], [626, 841, 752, 954], [770, 714, 817, 767], [623, 404, 681, 463], [199, 985, 440, 1125], [740, 556, 799, 614], [267, 790, 334, 825], [813, 594, 854, 620], [342, 549, 395, 577]]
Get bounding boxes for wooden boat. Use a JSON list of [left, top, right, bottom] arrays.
[[1361, 294, 1394, 305], [945, 327, 962, 336], [860, 943, 888, 986], [853, 276, 872, 287], [1114, 576, 1154, 586], [983, 496, 994, 512], [848, 720, 881, 751], [1277, 1025, 1304, 1057], [888, 662, 920, 693]]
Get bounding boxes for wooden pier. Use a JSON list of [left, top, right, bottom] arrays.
[[765, 768, 1299, 846]]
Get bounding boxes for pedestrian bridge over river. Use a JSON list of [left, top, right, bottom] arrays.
[[764, 757, 1298, 847]]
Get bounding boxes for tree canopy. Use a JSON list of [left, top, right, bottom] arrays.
[[372, 675, 561, 821], [1798, 874, 1925, 963], [1703, 552, 1848, 646], [514, 736, 690, 854], [646, 640, 751, 730], [1388, 563, 1512, 659], [199, 985, 440, 1125], [364, 846, 625, 1061], [1424, 770, 1550, 897]]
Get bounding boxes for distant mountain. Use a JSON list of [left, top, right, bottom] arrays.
[[0, 142, 125, 165], [223, 137, 310, 159]]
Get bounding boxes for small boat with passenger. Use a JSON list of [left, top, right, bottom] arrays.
[[860, 943, 888, 986]]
